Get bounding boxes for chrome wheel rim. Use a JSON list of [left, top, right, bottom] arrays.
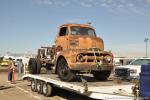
[[43, 84, 47, 94]]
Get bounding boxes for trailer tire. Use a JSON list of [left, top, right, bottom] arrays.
[[31, 79, 37, 92], [92, 70, 111, 80], [37, 80, 43, 94], [28, 58, 37, 74], [35, 59, 41, 74], [42, 83, 52, 97], [57, 58, 75, 82]]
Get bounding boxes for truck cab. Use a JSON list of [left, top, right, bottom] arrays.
[[55, 24, 113, 81], [55, 24, 104, 51]]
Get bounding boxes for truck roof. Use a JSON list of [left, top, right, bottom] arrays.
[[60, 23, 95, 29]]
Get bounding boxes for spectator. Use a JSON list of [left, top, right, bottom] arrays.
[[7, 58, 15, 82], [18, 59, 24, 78], [24, 63, 28, 74]]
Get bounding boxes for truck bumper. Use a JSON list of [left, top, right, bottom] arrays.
[[69, 62, 113, 72]]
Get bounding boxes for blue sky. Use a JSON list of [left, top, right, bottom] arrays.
[[0, 0, 150, 57]]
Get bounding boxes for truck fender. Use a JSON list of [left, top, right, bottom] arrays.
[[55, 54, 67, 73]]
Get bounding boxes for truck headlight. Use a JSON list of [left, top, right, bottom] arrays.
[[105, 56, 112, 62], [76, 54, 84, 62], [130, 69, 137, 74]]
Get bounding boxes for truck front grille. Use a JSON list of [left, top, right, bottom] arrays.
[[76, 53, 111, 63], [115, 68, 130, 77]]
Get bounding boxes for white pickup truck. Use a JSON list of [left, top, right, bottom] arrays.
[[115, 58, 150, 80]]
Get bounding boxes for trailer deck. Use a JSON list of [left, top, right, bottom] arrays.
[[22, 73, 135, 99]]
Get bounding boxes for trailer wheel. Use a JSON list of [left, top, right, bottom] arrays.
[[31, 79, 37, 92], [35, 59, 41, 74], [37, 80, 43, 94], [42, 83, 52, 97], [57, 58, 75, 82], [92, 70, 111, 80], [28, 58, 37, 74]]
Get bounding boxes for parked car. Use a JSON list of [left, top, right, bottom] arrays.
[[114, 58, 150, 80], [0, 57, 9, 67]]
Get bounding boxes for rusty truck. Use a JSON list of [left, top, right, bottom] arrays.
[[28, 23, 113, 82]]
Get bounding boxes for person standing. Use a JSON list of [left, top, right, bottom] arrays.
[[7, 58, 15, 82], [18, 59, 24, 78]]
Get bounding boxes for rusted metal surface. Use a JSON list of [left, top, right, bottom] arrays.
[[36, 23, 113, 72]]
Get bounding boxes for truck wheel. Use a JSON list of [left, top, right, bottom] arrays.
[[28, 58, 37, 74], [42, 83, 52, 97], [35, 58, 41, 74], [37, 80, 43, 94], [92, 70, 111, 80], [31, 79, 37, 92], [57, 58, 75, 82]]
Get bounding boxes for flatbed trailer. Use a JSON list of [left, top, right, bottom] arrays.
[[22, 73, 135, 100]]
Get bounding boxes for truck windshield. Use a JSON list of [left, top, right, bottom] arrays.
[[130, 59, 150, 65], [71, 26, 96, 37]]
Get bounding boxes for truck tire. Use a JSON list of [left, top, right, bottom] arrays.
[[35, 58, 41, 74], [92, 70, 111, 80], [42, 83, 52, 97], [57, 58, 75, 82], [28, 58, 37, 74]]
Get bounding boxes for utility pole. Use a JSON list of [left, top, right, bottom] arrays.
[[144, 38, 149, 58]]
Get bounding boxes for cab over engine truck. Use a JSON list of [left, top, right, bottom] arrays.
[[28, 23, 113, 82]]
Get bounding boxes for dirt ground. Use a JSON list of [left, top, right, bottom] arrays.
[[0, 67, 93, 100]]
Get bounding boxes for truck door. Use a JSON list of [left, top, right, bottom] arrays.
[[55, 27, 69, 52]]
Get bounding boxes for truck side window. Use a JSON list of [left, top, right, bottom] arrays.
[[59, 27, 68, 36]]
